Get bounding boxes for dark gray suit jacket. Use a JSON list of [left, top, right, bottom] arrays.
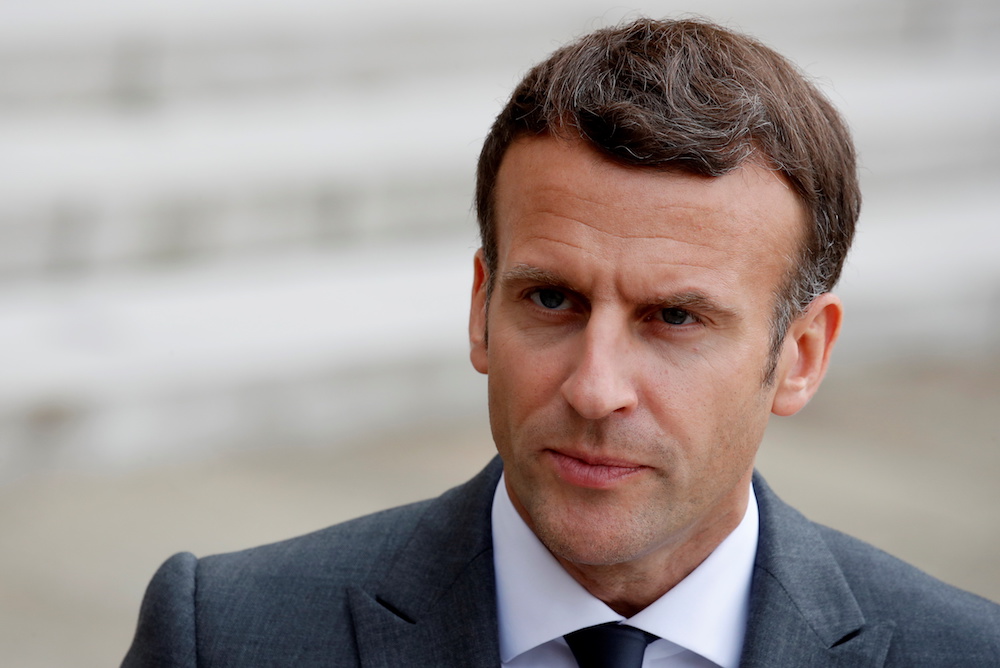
[[122, 457, 1000, 666]]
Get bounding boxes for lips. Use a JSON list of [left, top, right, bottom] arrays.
[[547, 449, 648, 489]]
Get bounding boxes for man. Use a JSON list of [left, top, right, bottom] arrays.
[[123, 18, 1000, 667]]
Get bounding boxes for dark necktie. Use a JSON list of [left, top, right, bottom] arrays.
[[564, 622, 658, 668]]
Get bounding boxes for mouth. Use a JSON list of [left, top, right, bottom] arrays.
[[546, 449, 649, 490]]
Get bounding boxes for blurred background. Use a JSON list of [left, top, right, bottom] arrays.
[[0, 1, 997, 665]]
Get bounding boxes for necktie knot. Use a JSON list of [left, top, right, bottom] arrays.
[[564, 622, 657, 668]]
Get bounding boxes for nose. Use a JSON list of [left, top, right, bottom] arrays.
[[560, 317, 638, 420]]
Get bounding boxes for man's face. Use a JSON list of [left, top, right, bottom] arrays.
[[469, 135, 814, 571]]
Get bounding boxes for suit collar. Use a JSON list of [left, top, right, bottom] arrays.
[[349, 457, 503, 667], [740, 472, 894, 667], [346, 461, 897, 666]]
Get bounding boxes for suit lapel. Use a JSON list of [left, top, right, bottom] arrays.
[[349, 458, 503, 668], [740, 473, 894, 667], [347, 461, 898, 666]]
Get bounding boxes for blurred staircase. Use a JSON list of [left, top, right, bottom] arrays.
[[0, 0, 997, 480]]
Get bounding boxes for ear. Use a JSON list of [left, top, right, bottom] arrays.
[[771, 293, 843, 417], [469, 249, 490, 375]]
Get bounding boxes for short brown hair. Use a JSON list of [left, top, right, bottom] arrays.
[[474, 18, 860, 379]]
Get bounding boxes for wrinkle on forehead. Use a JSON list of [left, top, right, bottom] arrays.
[[506, 168, 792, 254], [513, 234, 606, 263], [493, 134, 807, 291], [506, 209, 735, 261]]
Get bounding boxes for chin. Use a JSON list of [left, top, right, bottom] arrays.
[[549, 532, 653, 568], [531, 505, 659, 567]]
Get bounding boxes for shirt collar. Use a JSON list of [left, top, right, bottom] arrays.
[[492, 473, 758, 668]]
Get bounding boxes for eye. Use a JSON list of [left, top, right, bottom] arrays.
[[657, 307, 696, 326], [529, 288, 570, 310]]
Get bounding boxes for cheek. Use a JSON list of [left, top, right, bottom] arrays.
[[709, 382, 772, 464], [487, 341, 570, 445], [642, 355, 769, 439], [490, 328, 566, 385], [489, 358, 559, 418]]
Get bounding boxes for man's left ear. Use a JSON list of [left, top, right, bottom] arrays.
[[771, 293, 843, 417]]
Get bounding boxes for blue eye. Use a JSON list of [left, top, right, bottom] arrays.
[[531, 289, 569, 310], [659, 308, 694, 325]]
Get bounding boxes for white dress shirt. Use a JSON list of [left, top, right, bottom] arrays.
[[492, 474, 759, 668]]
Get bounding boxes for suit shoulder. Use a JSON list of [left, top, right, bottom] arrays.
[[196, 455, 502, 587], [124, 458, 502, 665], [171, 498, 444, 664], [814, 522, 1000, 659], [200, 496, 435, 584], [814, 522, 998, 612]]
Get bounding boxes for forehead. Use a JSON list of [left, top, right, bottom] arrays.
[[492, 136, 806, 288]]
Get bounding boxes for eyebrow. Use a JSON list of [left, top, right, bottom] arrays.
[[499, 263, 740, 322], [499, 265, 576, 291]]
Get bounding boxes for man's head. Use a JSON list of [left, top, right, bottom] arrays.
[[468, 17, 857, 612], [475, 18, 860, 380]]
